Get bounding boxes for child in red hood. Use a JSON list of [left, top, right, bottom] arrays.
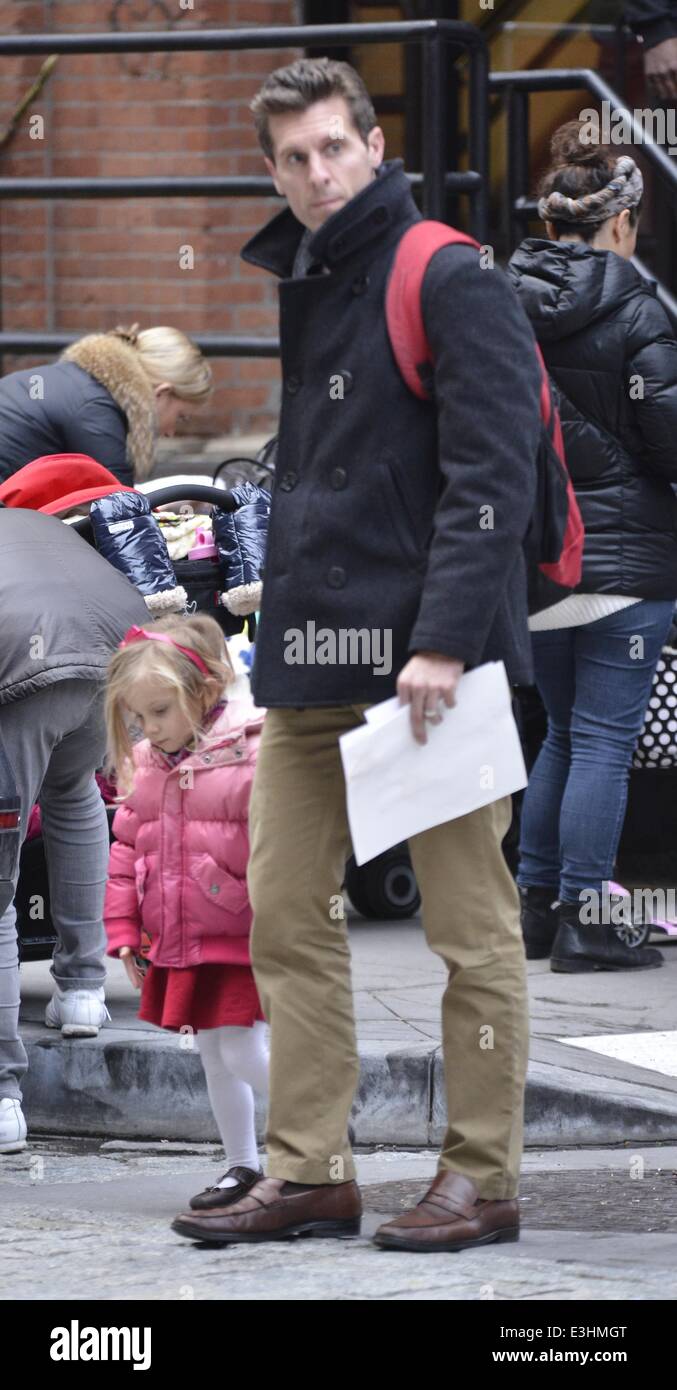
[[0, 453, 135, 515]]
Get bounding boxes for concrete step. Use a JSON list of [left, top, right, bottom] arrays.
[[19, 1024, 677, 1149]]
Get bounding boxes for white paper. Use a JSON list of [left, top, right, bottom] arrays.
[[339, 661, 527, 865], [363, 696, 401, 727]]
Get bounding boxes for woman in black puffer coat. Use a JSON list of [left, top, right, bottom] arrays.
[[508, 120, 677, 974], [0, 325, 211, 486]]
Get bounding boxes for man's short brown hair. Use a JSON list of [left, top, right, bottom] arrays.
[[250, 57, 377, 162]]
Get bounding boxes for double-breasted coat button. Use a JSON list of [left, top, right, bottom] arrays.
[[351, 274, 369, 295], [330, 467, 348, 490], [209, 884, 220, 895], [285, 374, 302, 394], [336, 369, 354, 393], [279, 470, 299, 492], [327, 565, 347, 588]]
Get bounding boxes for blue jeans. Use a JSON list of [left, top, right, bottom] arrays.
[[517, 600, 675, 902]]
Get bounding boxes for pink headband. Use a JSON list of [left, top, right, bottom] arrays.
[[119, 625, 211, 678]]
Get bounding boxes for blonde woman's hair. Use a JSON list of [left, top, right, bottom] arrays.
[[105, 613, 234, 796], [109, 323, 213, 402]]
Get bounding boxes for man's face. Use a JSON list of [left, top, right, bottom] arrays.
[[264, 96, 385, 232]]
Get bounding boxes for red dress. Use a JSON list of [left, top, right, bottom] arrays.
[[139, 961, 265, 1032]]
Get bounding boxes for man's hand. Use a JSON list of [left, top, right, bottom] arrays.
[[644, 37, 677, 100], [397, 651, 465, 746]]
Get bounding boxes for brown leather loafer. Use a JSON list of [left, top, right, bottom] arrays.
[[189, 1165, 263, 1211], [172, 1176, 362, 1244], [372, 1172, 519, 1252]]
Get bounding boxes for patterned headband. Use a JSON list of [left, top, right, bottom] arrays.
[[538, 154, 644, 226]]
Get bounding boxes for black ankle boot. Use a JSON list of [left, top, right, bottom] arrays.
[[551, 901, 664, 973], [519, 886, 559, 960]]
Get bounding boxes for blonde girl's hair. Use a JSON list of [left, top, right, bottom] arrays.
[[108, 323, 213, 402], [105, 613, 234, 796]]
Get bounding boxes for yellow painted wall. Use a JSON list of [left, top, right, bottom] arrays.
[[351, 2, 608, 220]]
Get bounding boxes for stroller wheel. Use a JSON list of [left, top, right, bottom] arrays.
[[611, 915, 652, 949]]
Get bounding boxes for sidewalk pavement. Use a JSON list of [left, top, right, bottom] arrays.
[[17, 914, 677, 1147], [4, 1143, 677, 1299]]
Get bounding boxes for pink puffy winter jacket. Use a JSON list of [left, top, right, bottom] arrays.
[[104, 698, 265, 968]]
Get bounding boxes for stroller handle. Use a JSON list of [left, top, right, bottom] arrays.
[[70, 483, 238, 541], [137, 483, 238, 512]]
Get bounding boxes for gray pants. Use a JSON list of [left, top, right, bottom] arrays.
[[0, 680, 109, 1100]]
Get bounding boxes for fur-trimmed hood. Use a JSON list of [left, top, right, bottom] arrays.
[[61, 334, 157, 481]]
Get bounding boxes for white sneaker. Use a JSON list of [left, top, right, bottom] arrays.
[[45, 986, 111, 1037], [0, 1098, 27, 1154]]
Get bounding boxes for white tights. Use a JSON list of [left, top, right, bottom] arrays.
[[198, 1022, 269, 1182]]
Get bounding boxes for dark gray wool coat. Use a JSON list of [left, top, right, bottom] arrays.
[[240, 159, 543, 707], [0, 507, 147, 706]]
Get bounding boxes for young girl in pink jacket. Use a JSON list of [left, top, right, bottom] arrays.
[[103, 613, 269, 1214]]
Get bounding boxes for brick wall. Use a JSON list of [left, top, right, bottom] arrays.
[[0, 0, 303, 441]]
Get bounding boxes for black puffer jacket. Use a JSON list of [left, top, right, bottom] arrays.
[[508, 238, 677, 599], [0, 361, 134, 486]]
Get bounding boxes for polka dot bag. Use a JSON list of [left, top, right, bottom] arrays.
[[633, 644, 677, 768]]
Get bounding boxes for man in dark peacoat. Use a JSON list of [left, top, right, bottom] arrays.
[[241, 165, 540, 707], [172, 58, 543, 1255]]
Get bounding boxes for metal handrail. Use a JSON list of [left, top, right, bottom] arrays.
[[0, 332, 281, 357], [491, 68, 677, 196], [499, 23, 623, 36], [0, 18, 489, 358], [0, 171, 482, 199], [0, 21, 485, 55]]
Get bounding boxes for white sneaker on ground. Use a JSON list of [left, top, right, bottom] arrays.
[[45, 986, 110, 1037], [0, 1098, 27, 1153]]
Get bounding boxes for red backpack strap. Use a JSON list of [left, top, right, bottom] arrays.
[[386, 224, 584, 594], [533, 341, 552, 428], [385, 221, 480, 400], [532, 343, 585, 590]]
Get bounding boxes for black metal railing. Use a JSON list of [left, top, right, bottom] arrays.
[[493, 20, 635, 102], [491, 67, 677, 326], [0, 20, 489, 360]]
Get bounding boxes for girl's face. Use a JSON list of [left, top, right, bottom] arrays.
[[125, 678, 199, 754]]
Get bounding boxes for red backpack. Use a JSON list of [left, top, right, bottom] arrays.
[[385, 221, 584, 614]]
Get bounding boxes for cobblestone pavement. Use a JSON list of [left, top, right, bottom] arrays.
[[3, 1143, 677, 1301]]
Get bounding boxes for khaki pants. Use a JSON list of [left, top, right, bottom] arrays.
[[248, 705, 529, 1199]]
